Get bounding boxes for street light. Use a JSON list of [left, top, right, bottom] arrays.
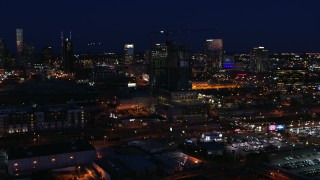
[[291, 143, 295, 156], [77, 166, 81, 177]]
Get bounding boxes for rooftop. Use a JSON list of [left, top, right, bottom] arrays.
[[7, 140, 95, 160]]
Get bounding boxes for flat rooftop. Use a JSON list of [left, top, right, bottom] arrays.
[[7, 140, 95, 160]]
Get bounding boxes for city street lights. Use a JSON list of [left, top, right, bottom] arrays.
[[291, 143, 295, 156], [77, 165, 81, 178]]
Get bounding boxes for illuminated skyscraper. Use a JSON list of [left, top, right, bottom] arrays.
[[41, 46, 53, 65], [250, 46, 269, 73], [0, 38, 5, 58], [167, 42, 191, 91], [63, 38, 74, 73], [0, 38, 5, 68], [150, 43, 167, 90], [204, 39, 224, 74], [0, 38, 14, 70], [16, 29, 23, 54], [124, 44, 134, 65], [22, 43, 35, 66], [150, 41, 191, 91]]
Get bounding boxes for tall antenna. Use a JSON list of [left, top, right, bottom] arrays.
[[61, 31, 63, 48], [61, 31, 64, 46], [61, 31, 64, 61], [69, 31, 72, 40]]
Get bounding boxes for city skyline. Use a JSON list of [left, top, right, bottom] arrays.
[[2, 1, 320, 179], [0, 0, 319, 53]]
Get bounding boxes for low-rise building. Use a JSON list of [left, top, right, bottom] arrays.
[[0, 104, 88, 137], [156, 89, 209, 122], [7, 140, 96, 176]]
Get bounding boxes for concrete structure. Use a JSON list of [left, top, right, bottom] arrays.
[[7, 140, 96, 175], [156, 90, 208, 122], [153, 151, 203, 175], [128, 140, 171, 154], [93, 156, 157, 180]]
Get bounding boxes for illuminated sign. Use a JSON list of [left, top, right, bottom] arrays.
[[269, 124, 276, 131], [269, 124, 285, 131], [276, 124, 285, 131], [128, 83, 136, 88], [237, 74, 247, 76]]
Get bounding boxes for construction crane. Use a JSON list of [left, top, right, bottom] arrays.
[[151, 28, 219, 42]]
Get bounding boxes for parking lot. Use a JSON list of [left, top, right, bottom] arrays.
[[225, 134, 293, 157], [271, 149, 320, 178]]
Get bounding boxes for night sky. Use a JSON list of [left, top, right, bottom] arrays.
[[1, 0, 320, 53]]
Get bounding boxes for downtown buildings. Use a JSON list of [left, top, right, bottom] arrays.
[[204, 39, 224, 75], [150, 41, 208, 122], [124, 44, 134, 65], [62, 38, 74, 73], [250, 46, 269, 73], [150, 41, 191, 91], [0, 104, 87, 137]]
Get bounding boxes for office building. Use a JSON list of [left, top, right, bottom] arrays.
[[22, 43, 35, 66], [167, 42, 191, 91], [0, 39, 13, 70], [63, 38, 74, 73], [150, 43, 167, 90], [0, 39, 5, 68], [16, 29, 23, 54], [150, 41, 191, 92], [0, 38, 5, 57], [204, 39, 224, 74], [250, 46, 269, 73], [124, 44, 134, 65], [41, 46, 53, 65]]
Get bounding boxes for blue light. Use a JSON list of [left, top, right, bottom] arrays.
[[223, 63, 234, 69]]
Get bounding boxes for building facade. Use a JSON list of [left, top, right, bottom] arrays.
[[0, 105, 86, 137], [7, 140, 96, 175], [156, 90, 208, 122], [150, 41, 191, 92], [63, 38, 74, 73], [124, 44, 134, 65], [250, 46, 269, 73], [16, 29, 23, 55], [205, 39, 224, 74]]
